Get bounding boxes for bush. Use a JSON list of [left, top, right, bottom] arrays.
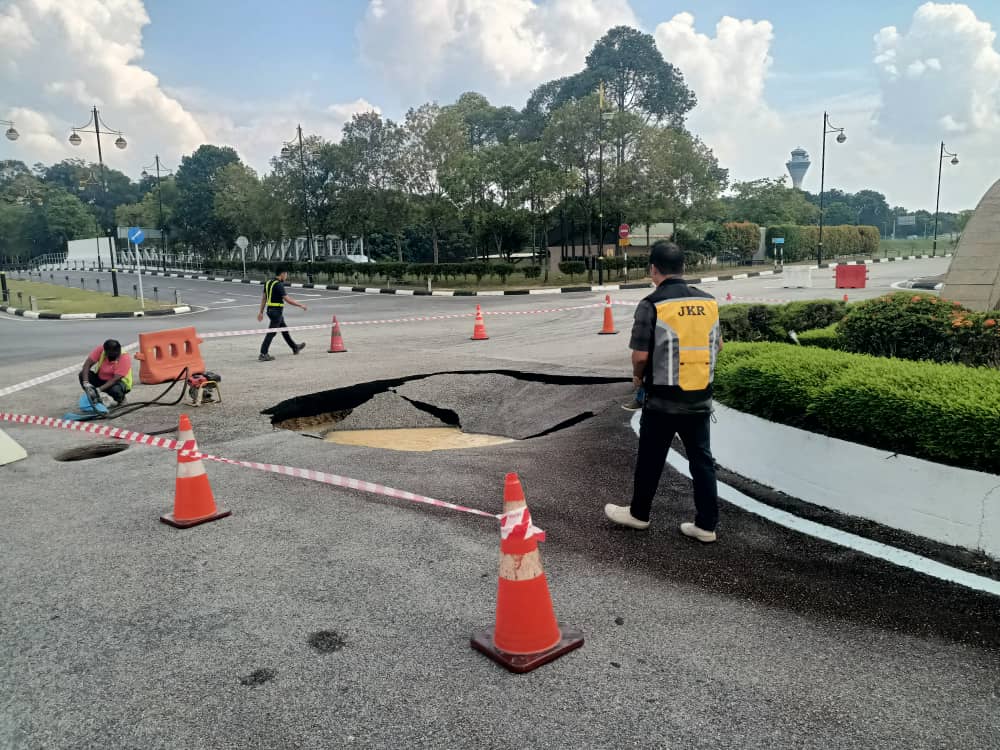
[[796, 324, 841, 350], [766, 225, 880, 262], [719, 300, 848, 343], [559, 261, 586, 281], [837, 292, 1000, 367], [720, 222, 760, 260], [522, 265, 542, 279], [714, 343, 1000, 473], [492, 262, 515, 283]]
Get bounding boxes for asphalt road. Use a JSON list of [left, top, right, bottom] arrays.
[[3, 255, 997, 750]]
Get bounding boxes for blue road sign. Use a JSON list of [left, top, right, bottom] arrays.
[[772, 237, 785, 244], [128, 227, 145, 245]]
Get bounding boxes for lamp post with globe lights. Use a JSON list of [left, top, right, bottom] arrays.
[[142, 156, 173, 272], [817, 112, 847, 267], [932, 142, 959, 257], [2, 119, 18, 142]]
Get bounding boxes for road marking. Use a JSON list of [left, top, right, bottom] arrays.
[[629, 411, 1000, 598], [211, 298, 237, 304]]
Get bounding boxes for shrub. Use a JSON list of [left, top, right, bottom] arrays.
[[720, 222, 760, 260], [492, 262, 515, 283], [714, 343, 1000, 473], [796, 324, 841, 350], [559, 261, 586, 281], [522, 265, 542, 279], [719, 300, 848, 343], [765, 225, 880, 262], [837, 292, 1000, 367]]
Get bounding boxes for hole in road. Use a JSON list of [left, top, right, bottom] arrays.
[[239, 668, 276, 686], [265, 370, 628, 451], [308, 630, 346, 653], [54, 443, 129, 462]]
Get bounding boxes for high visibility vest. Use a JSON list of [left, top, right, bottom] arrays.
[[94, 352, 133, 391], [265, 279, 284, 307], [651, 296, 721, 392]]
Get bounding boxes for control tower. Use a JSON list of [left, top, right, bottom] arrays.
[[786, 147, 811, 189]]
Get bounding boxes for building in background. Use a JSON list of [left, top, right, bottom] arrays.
[[786, 148, 811, 189]]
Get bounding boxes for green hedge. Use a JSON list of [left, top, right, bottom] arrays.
[[721, 222, 761, 260], [766, 225, 880, 262], [714, 343, 1000, 473], [719, 299, 847, 343], [796, 324, 841, 350], [206, 259, 547, 285], [837, 292, 1000, 367]]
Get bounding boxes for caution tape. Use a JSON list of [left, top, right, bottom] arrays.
[[0, 303, 601, 398], [0, 412, 510, 522]]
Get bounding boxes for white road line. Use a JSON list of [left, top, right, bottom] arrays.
[[629, 411, 1000, 598]]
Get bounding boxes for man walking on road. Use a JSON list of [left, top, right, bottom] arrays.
[[258, 268, 308, 361], [605, 241, 723, 543]]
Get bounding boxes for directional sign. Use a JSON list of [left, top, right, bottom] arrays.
[[772, 237, 785, 244], [618, 223, 630, 239], [235, 235, 249, 250], [128, 227, 145, 245]]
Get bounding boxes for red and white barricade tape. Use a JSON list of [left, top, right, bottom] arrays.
[[0, 412, 512, 522]]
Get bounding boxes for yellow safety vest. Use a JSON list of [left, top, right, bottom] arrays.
[[652, 297, 720, 392], [265, 279, 284, 307], [94, 352, 133, 391]]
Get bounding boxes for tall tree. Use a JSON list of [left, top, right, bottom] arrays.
[[173, 145, 241, 253], [725, 177, 819, 225]]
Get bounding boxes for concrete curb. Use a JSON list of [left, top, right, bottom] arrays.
[[33, 253, 953, 298], [0, 304, 191, 320]]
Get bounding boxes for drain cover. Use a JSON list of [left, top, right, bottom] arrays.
[[54, 443, 129, 462]]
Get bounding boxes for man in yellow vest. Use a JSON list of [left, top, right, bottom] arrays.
[[257, 267, 308, 361], [605, 241, 723, 542], [78, 339, 133, 405]]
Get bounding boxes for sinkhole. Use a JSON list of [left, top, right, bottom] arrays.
[[264, 370, 629, 452]]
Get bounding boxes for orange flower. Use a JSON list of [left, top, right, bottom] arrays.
[[911, 296, 922, 303], [952, 319, 963, 328], [985, 319, 997, 328], [963, 319, 974, 327], [953, 301, 962, 307]]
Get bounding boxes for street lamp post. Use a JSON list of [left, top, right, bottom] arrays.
[[142, 156, 172, 272], [817, 111, 846, 267], [69, 107, 126, 295], [79, 172, 105, 271], [932, 142, 959, 257], [281, 125, 315, 283]]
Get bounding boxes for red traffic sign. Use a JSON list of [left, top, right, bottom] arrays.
[[618, 223, 630, 239]]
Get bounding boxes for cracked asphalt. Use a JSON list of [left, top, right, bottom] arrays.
[[2, 256, 998, 750]]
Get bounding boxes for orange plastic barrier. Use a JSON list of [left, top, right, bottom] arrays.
[[835, 264, 868, 289], [135, 326, 205, 384]]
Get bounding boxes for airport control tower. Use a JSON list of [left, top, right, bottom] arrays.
[[786, 147, 811, 189]]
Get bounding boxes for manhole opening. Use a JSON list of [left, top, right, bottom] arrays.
[[308, 630, 346, 653], [54, 443, 130, 462]]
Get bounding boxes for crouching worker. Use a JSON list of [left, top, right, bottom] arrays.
[[79, 339, 133, 405]]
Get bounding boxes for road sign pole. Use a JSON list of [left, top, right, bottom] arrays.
[[132, 240, 145, 309]]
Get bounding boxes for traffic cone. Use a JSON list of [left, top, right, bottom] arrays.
[[725, 292, 733, 302], [598, 294, 618, 335], [843, 293, 849, 302], [471, 304, 489, 340], [471, 473, 583, 673], [160, 414, 231, 529], [327, 315, 347, 353]]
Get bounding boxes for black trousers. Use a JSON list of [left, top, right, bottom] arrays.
[[260, 308, 298, 354], [87, 370, 127, 403], [631, 408, 719, 531]]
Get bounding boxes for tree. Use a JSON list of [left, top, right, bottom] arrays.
[[725, 177, 819, 226], [213, 163, 279, 244], [39, 159, 137, 230], [1, 176, 94, 258], [173, 145, 241, 253]]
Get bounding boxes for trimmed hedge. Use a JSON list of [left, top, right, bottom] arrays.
[[721, 222, 761, 260], [719, 299, 847, 343], [206, 259, 547, 285], [714, 343, 1000, 473], [837, 292, 1000, 367], [766, 225, 880, 262], [796, 324, 841, 350]]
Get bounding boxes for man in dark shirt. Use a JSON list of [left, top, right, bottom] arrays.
[[258, 268, 308, 361], [605, 241, 723, 543]]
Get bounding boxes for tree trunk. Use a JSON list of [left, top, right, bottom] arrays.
[[396, 235, 403, 263], [432, 226, 439, 265]]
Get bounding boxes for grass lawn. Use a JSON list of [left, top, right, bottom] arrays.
[[4, 279, 172, 314], [878, 237, 958, 257]]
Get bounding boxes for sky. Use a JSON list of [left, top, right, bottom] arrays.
[[2, 0, 1000, 213]]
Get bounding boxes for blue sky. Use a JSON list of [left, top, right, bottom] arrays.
[[3, 1, 1000, 211]]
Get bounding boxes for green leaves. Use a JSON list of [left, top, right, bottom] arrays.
[[715, 343, 1000, 473]]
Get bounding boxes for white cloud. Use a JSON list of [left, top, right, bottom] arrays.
[[357, 0, 637, 100], [873, 2, 1000, 139]]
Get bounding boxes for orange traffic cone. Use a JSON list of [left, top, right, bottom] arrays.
[[327, 315, 347, 353], [598, 294, 618, 335], [843, 293, 849, 302], [160, 414, 231, 529], [471, 473, 583, 673], [471, 304, 489, 341]]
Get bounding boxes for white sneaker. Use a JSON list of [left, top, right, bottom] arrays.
[[604, 504, 650, 530], [680, 522, 717, 543]]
